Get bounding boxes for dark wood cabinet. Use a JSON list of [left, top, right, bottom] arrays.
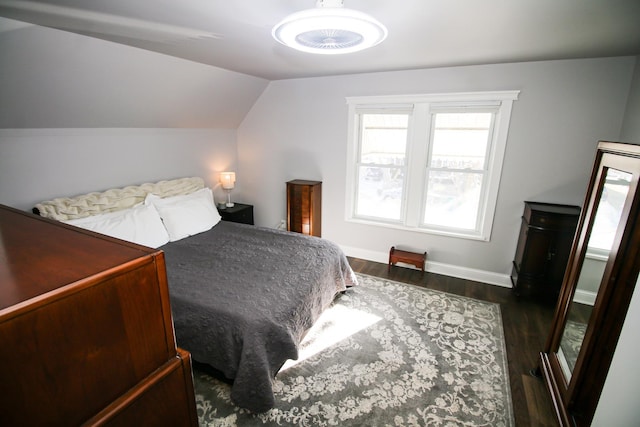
[[511, 201, 580, 301], [287, 180, 321, 237], [218, 202, 254, 225], [0, 205, 198, 426]]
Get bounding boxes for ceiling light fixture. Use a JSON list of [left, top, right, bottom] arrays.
[[272, 0, 387, 55]]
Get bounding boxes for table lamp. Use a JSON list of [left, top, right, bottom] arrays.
[[220, 172, 236, 208]]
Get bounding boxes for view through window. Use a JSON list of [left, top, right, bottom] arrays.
[[346, 91, 519, 240], [356, 113, 408, 221], [423, 112, 493, 230]]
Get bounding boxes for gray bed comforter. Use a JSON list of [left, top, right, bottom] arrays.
[[160, 220, 357, 412]]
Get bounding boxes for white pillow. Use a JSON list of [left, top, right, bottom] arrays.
[[64, 203, 170, 248], [145, 187, 221, 242]]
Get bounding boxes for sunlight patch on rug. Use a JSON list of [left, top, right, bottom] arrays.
[[194, 273, 514, 427], [280, 304, 381, 372]]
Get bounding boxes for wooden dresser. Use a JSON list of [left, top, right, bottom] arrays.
[[511, 201, 580, 301], [287, 180, 322, 237], [0, 205, 198, 426]]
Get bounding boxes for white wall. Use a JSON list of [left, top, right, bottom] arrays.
[[591, 277, 640, 426], [0, 18, 267, 211], [621, 56, 640, 143], [238, 57, 635, 284], [0, 128, 239, 210]]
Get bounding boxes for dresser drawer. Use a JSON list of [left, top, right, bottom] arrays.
[[84, 349, 197, 427], [524, 202, 580, 230]]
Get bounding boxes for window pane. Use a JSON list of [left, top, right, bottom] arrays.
[[430, 113, 492, 170], [355, 166, 403, 220], [355, 113, 408, 221], [360, 114, 408, 165], [423, 171, 482, 230]]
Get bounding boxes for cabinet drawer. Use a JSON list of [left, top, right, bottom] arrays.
[[524, 203, 580, 229], [233, 209, 254, 224], [219, 203, 254, 225], [84, 349, 197, 427]]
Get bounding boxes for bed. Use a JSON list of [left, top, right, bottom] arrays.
[[34, 177, 357, 412]]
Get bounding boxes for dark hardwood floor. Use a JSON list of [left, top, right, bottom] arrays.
[[348, 257, 559, 427]]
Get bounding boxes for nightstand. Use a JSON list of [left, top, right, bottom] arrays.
[[218, 203, 254, 225]]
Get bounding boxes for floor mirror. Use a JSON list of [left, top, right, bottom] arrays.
[[539, 141, 640, 426]]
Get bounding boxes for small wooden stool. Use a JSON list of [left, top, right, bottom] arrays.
[[388, 246, 427, 274]]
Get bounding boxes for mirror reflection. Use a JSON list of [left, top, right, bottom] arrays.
[[557, 168, 631, 380]]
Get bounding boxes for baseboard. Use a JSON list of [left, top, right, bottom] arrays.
[[573, 289, 597, 306], [341, 245, 512, 289]]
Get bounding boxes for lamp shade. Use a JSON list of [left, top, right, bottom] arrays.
[[220, 172, 236, 190]]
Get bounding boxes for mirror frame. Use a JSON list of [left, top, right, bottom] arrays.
[[539, 141, 640, 426]]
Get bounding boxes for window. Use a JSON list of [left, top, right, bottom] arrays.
[[355, 112, 409, 221], [346, 91, 519, 240]]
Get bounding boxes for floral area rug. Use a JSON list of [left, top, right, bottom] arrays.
[[560, 319, 588, 372], [194, 273, 514, 426]]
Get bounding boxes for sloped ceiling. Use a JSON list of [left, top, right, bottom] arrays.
[[0, 17, 269, 128], [1, 0, 639, 128], [1, 0, 639, 81]]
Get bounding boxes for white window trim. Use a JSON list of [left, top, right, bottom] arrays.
[[345, 90, 519, 241]]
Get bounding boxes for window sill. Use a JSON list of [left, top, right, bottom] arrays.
[[346, 217, 490, 241]]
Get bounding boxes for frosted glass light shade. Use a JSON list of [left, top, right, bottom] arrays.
[[272, 5, 387, 54]]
